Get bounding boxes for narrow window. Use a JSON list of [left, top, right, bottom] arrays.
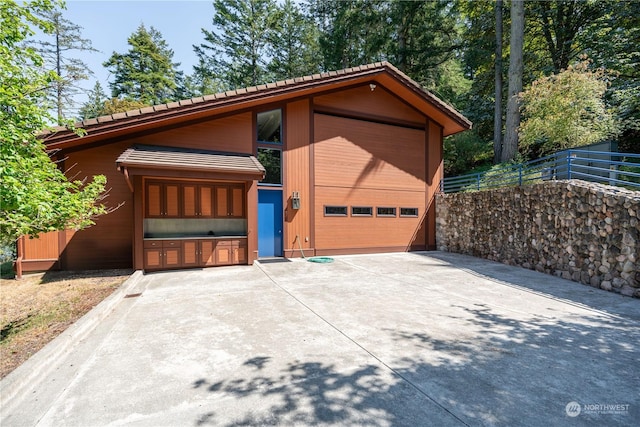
[[400, 207, 419, 217], [324, 206, 347, 216], [351, 206, 373, 217], [377, 207, 396, 217], [257, 148, 282, 184], [257, 109, 282, 144]]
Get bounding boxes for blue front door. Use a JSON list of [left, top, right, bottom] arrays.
[[258, 189, 283, 257]]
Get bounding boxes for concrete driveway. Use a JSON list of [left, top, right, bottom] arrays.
[[1, 252, 638, 426]]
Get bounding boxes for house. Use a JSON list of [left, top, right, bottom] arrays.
[[16, 62, 471, 274]]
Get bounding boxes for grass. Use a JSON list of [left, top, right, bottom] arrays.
[[0, 269, 131, 379]]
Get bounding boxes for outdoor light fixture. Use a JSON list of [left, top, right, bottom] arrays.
[[370, 83, 377, 91], [292, 191, 301, 210]]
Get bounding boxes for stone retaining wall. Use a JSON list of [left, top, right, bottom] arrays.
[[436, 180, 640, 298]]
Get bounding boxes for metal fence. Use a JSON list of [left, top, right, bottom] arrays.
[[441, 149, 640, 194]]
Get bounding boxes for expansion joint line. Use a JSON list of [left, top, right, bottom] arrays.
[[255, 261, 471, 427]]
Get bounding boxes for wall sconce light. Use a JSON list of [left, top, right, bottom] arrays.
[[292, 191, 300, 210], [369, 83, 377, 91]]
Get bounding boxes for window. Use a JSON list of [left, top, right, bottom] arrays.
[[400, 207, 419, 217], [324, 206, 347, 216], [377, 207, 396, 217], [257, 109, 282, 144], [351, 206, 373, 216], [257, 148, 282, 185]]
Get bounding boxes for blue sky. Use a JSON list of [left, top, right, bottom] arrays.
[[56, 1, 215, 107]]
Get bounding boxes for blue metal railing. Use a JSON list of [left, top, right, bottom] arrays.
[[441, 149, 640, 193]]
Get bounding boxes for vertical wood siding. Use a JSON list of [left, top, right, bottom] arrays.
[[20, 232, 59, 260], [426, 120, 444, 249], [283, 100, 311, 252]]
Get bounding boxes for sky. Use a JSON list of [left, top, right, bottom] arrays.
[[50, 0, 215, 108]]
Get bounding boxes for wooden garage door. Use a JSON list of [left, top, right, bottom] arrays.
[[313, 114, 427, 252]]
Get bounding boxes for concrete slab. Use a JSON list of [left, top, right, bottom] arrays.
[[1, 252, 638, 426]]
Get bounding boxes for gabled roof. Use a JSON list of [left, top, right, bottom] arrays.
[[43, 62, 471, 150]]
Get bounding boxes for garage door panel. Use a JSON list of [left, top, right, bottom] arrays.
[[315, 187, 426, 250]]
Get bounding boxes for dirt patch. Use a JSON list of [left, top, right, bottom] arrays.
[[0, 269, 131, 379]]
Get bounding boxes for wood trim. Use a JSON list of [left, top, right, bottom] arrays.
[[17, 259, 60, 272], [283, 248, 316, 258], [133, 175, 144, 270], [246, 180, 258, 264], [125, 167, 263, 182], [309, 97, 316, 251], [313, 106, 425, 130], [313, 246, 423, 256]]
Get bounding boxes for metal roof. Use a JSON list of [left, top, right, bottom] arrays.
[[116, 145, 266, 177]]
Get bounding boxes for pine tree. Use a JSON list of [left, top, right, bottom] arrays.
[[267, 0, 321, 80], [194, 0, 278, 91], [32, 7, 97, 124], [78, 81, 107, 120], [104, 24, 180, 105]]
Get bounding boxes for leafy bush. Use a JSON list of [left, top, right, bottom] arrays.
[[444, 130, 493, 176]]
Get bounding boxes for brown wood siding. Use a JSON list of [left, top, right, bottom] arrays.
[[134, 112, 253, 154], [61, 140, 134, 269], [34, 113, 253, 270], [313, 114, 427, 252], [283, 99, 311, 252], [426, 120, 444, 249], [314, 115, 426, 191], [313, 84, 425, 124], [20, 232, 59, 261], [314, 187, 426, 250]]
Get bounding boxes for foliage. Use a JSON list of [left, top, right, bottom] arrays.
[[267, 0, 321, 80], [519, 60, 619, 158], [194, 0, 278, 91], [444, 131, 493, 177], [0, 0, 107, 246], [77, 81, 107, 120], [78, 82, 147, 120], [104, 24, 181, 105], [31, 6, 96, 123]]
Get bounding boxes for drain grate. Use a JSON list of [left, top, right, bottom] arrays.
[[124, 293, 142, 299]]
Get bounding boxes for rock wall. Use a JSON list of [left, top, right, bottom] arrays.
[[436, 180, 640, 298]]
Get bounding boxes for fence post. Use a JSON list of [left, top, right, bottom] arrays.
[[477, 173, 481, 190], [518, 164, 523, 186], [567, 150, 572, 180]]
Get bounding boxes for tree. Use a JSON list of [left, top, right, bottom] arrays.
[[527, 0, 610, 73], [78, 82, 147, 119], [1, 0, 107, 245], [32, 7, 97, 124], [493, 0, 503, 163], [267, 0, 321, 80], [194, 0, 278, 90], [519, 60, 618, 157], [502, 0, 524, 162], [104, 24, 181, 105], [78, 81, 107, 120]]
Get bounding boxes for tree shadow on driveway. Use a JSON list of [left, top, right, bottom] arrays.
[[190, 300, 639, 427]]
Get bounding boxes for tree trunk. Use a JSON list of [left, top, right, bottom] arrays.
[[503, 0, 524, 162], [493, 0, 503, 163]]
